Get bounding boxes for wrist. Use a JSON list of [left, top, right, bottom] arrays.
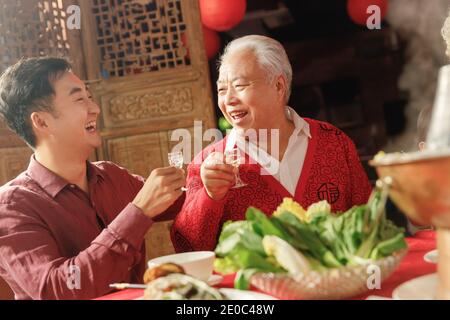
[[132, 197, 157, 218], [205, 188, 227, 201]]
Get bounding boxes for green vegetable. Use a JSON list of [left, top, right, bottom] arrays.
[[230, 248, 281, 272], [215, 224, 265, 257], [275, 211, 342, 267], [271, 216, 308, 250], [218, 220, 253, 243], [214, 257, 239, 274], [235, 269, 259, 290], [246, 207, 288, 239], [370, 233, 407, 259], [262, 235, 311, 275]]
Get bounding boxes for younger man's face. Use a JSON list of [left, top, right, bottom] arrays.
[[44, 71, 101, 153]]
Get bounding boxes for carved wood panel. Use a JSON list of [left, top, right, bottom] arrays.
[[106, 131, 165, 177], [0, 147, 33, 185], [0, 0, 67, 72], [0, 0, 84, 75], [91, 0, 190, 78], [145, 220, 175, 259], [101, 84, 195, 128]]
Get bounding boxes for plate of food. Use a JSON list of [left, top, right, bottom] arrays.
[[213, 189, 408, 300], [139, 262, 275, 300], [142, 272, 275, 300]]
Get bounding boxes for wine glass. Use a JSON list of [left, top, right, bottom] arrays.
[[224, 148, 247, 188], [168, 151, 188, 191]]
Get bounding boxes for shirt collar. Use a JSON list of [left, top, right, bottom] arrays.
[[87, 161, 105, 185], [285, 106, 312, 139], [27, 155, 104, 198], [225, 106, 311, 151]]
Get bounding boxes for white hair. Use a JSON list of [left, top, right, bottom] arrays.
[[442, 11, 450, 58], [219, 35, 293, 103]]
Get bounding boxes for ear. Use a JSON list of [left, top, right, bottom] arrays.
[[30, 111, 51, 134], [275, 75, 287, 102]]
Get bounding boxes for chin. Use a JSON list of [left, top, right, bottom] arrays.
[[233, 122, 254, 132], [91, 140, 102, 149], [89, 134, 102, 148]]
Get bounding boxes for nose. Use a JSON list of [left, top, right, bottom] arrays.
[[89, 99, 101, 116], [224, 86, 238, 106]]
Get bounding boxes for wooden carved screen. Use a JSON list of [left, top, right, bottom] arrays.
[[0, 0, 84, 185], [79, 0, 217, 259]]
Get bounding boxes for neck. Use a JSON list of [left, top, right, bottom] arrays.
[[252, 112, 294, 160], [34, 144, 89, 192], [269, 117, 295, 160]]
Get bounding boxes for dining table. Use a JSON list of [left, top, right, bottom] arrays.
[[95, 230, 437, 300]]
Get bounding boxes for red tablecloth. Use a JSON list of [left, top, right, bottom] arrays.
[[95, 231, 436, 300]]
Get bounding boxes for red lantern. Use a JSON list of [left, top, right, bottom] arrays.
[[180, 27, 221, 60], [347, 0, 388, 26], [203, 26, 221, 60], [200, 0, 246, 32]]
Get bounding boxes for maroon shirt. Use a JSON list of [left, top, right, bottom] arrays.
[[0, 156, 183, 300]]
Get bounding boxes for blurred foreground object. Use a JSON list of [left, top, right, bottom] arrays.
[[371, 64, 450, 299], [371, 150, 450, 299]]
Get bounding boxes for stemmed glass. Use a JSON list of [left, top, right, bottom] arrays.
[[168, 151, 188, 191], [224, 147, 247, 188]]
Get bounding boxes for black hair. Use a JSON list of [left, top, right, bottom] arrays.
[[0, 57, 72, 148]]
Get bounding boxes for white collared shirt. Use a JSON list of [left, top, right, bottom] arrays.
[[225, 106, 312, 196]]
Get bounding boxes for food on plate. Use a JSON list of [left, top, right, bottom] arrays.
[[143, 262, 185, 284], [214, 190, 408, 289], [143, 273, 225, 300]]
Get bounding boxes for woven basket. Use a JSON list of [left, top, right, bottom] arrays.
[[251, 249, 407, 300]]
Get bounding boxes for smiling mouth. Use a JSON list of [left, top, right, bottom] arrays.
[[229, 110, 248, 121], [85, 121, 97, 133]]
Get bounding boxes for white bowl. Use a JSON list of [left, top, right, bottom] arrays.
[[147, 251, 215, 282]]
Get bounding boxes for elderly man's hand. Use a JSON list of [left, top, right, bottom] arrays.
[[201, 152, 236, 201]]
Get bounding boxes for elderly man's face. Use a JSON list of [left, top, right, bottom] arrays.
[[217, 50, 284, 131]]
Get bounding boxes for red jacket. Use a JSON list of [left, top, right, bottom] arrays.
[[171, 119, 372, 252]]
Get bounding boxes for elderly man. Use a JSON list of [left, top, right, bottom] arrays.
[[0, 57, 185, 299], [171, 35, 372, 252]]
